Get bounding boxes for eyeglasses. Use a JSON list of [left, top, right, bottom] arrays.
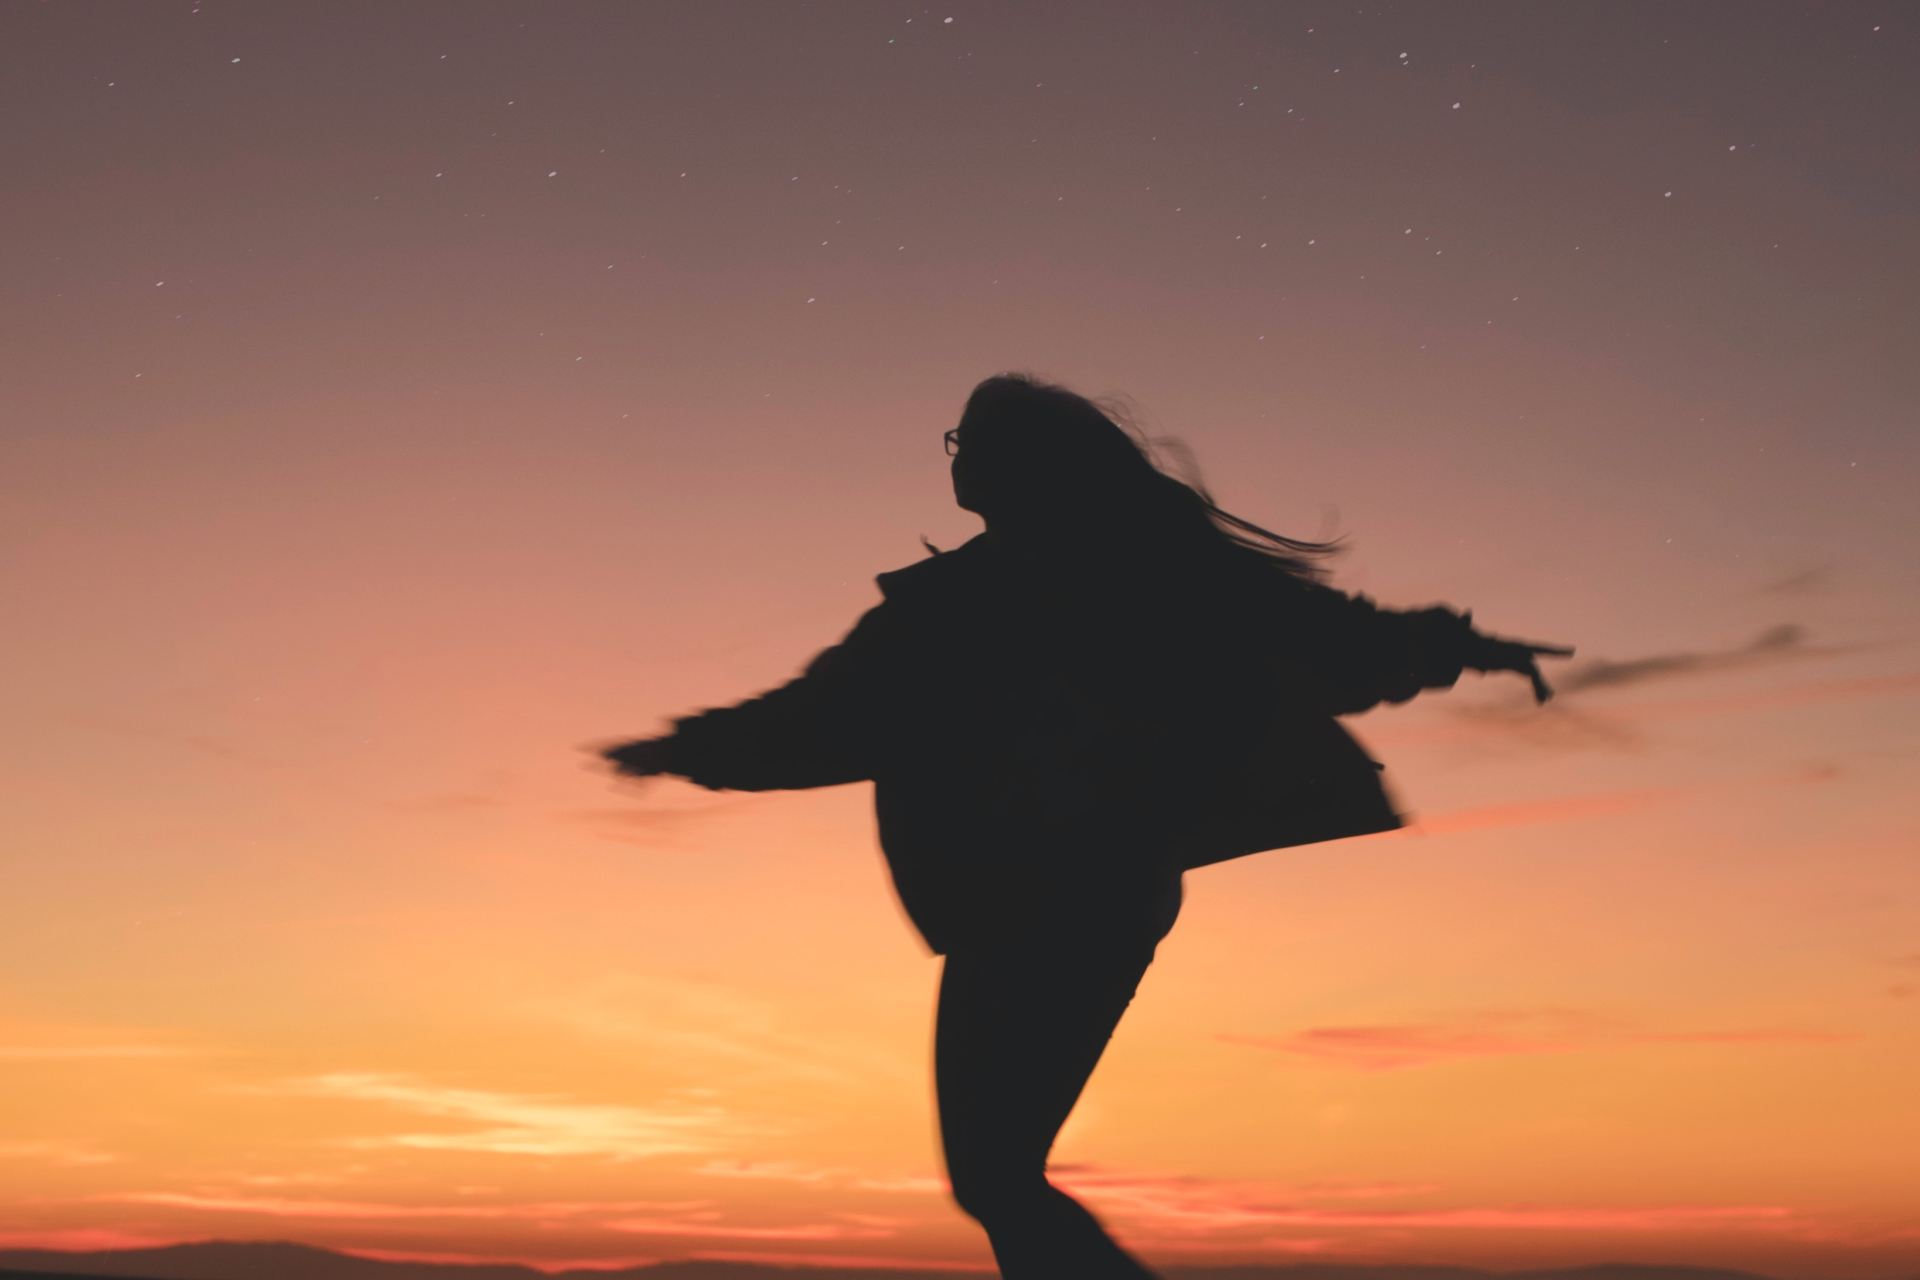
[[943, 428, 960, 457]]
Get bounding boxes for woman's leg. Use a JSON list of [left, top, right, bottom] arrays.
[[934, 930, 1168, 1279]]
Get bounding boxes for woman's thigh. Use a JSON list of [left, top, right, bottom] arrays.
[[934, 929, 1165, 1184]]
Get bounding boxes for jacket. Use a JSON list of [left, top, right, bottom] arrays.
[[657, 532, 1482, 956]]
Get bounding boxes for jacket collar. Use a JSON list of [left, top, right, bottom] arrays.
[[874, 533, 992, 601]]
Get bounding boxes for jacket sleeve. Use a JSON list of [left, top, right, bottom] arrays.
[[1289, 583, 1483, 716], [657, 601, 898, 792]]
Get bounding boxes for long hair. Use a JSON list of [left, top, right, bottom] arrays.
[[924, 371, 1347, 586]]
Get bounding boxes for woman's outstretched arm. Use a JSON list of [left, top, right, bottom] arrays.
[[1291, 583, 1573, 714], [600, 601, 900, 791]]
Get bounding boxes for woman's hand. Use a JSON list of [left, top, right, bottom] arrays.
[[581, 736, 676, 779], [1470, 631, 1577, 704]]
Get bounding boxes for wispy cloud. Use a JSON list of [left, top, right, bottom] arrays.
[[1556, 623, 1836, 695], [0, 1043, 197, 1061], [1386, 757, 1841, 836], [525, 971, 916, 1091], [0, 1139, 119, 1166], [1403, 667, 1920, 757], [229, 1071, 756, 1161], [1882, 952, 1920, 999], [603, 1217, 894, 1240], [1285, 1178, 1445, 1200], [226, 1170, 362, 1187], [689, 1249, 991, 1272], [1755, 564, 1834, 596], [0, 1019, 211, 1064], [849, 1171, 949, 1195], [830, 1210, 920, 1228], [1400, 782, 1693, 836], [1223, 1202, 1797, 1231], [1425, 698, 1650, 753], [1217, 1006, 1858, 1071], [692, 1157, 845, 1184], [62, 1191, 910, 1260], [1012, 1162, 1800, 1241], [342, 1245, 666, 1271], [0, 1229, 173, 1252], [50, 712, 293, 773], [1049, 1165, 1439, 1232], [556, 796, 748, 841], [74, 1190, 714, 1222], [1616, 671, 1920, 719], [998, 1159, 1804, 1251]]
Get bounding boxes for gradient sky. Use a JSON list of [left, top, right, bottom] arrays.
[[3, 2, 1917, 1276]]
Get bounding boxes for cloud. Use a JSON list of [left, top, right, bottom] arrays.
[[1434, 698, 1650, 752], [75, 1190, 715, 1222], [1399, 782, 1692, 836], [1375, 754, 1842, 837], [92, 1181, 913, 1255], [380, 769, 521, 814], [1883, 954, 1920, 1000], [556, 797, 749, 845], [1406, 668, 1920, 757], [1216, 1006, 1858, 1071], [58, 1194, 912, 1268], [830, 1211, 919, 1228], [603, 1217, 894, 1240], [342, 1245, 666, 1270], [0, 1229, 173, 1252], [849, 1172, 949, 1195], [1046, 1165, 1440, 1232], [1620, 671, 1920, 719], [1011, 1162, 1799, 1240], [1556, 622, 1836, 694], [692, 1158, 845, 1184], [687, 1249, 990, 1272], [0, 1139, 119, 1166], [0, 1043, 197, 1061], [525, 971, 916, 1091], [51, 712, 294, 773], [1221, 1203, 1795, 1231], [1287, 1178, 1446, 1200], [229, 1071, 756, 1161], [1755, 564, 1834, 596], [228, 1170, 360, 1187]]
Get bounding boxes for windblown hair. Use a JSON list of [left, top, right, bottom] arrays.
[[924, 371, 1347, 586]]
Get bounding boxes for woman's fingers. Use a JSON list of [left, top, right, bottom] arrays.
[[597, 737, 670, 776], [1476, 633, 1574, 673]]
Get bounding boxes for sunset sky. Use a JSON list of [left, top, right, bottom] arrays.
[[3, 2, 1917, 1276]]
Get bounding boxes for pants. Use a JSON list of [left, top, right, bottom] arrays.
[[933, 876, 1181, 1279]]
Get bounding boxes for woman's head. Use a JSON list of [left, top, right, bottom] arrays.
[[948, 374, 1151, 527], [941, 371, 1346, 584]]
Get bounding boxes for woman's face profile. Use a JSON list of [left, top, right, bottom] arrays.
[[948, 414, 1070, 529], [949, 421, 986, 515]]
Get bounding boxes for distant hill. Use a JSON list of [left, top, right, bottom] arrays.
[[0, 1240, 1807, 1280]]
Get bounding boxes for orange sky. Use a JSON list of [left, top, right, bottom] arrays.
[[3, 3, 1917, 1277]]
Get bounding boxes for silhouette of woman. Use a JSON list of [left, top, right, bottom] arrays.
[[588, 373, 1573, 1279]]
